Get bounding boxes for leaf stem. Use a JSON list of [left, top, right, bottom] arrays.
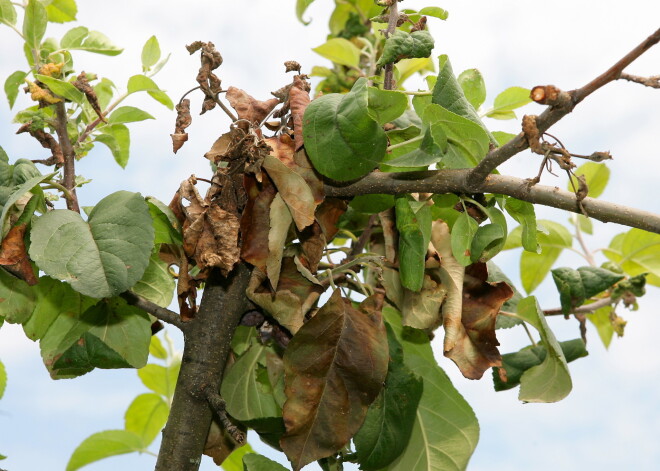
[[386, 134, 423, 152], [120, 291, 186, 331], [401, 90, 432, 96]]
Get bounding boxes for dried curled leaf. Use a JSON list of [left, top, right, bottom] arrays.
[[280, 291, 388, 470], [187, 41, 223, 114], [289, 76, 311, 150], [73, 71, 106, 123], [171, 99, 192, 153], [16, 122, 64, 166], [0, 223, 38, 285], [226, 87, 279, 125]]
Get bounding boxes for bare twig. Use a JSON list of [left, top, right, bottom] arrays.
[[618, 72, 660, 89], [53, 102, 80, 213], [383, 1, 399, 91], [543, 296, 614, 316], [467, 27, 660, 186], [202, 385, 246, 444], [120, 290, 186, 330], [324, 169, 660, 234]]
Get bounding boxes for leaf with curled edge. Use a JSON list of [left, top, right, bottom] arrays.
[[280, 291, 388, 470], [226, 86, 279, 125], [289, 80, 311, 150]]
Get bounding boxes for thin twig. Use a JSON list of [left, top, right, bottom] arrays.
[[618, 72, 660, 89], [120, 290, 186, 330], [467, 27, 660, 186], [383, 1, 399, 91], [202, 385, 246, 444], [573, 216, 596, 266], [53, 102, 80, 213], [212, 93, 238, 122], [543, 296, 614, 316]]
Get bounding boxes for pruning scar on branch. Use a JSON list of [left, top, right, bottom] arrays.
[[467, 27, 660, 186]]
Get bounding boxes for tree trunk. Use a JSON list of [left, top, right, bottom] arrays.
[[155, 263, 252, 471]]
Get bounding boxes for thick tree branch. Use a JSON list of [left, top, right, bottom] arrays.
[[324, 169, 660, 234], [155, 263, 252, 471], [467, 27, 660, 186], [53, 102, 81, 213], [120, 290, 185, 330]]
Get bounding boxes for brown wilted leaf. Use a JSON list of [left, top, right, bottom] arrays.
[[73, 72, 106, 123], [246, 258, 324, 335], [0, 224, 38, 285], [280, 290, 388, 471], [171, 99, 192, 154], [203, 131, 232, 162], [314, 198, 347, 242], [186, 41, 223, 114], [284, 61, 302, 73], [289, 82, 310, 150], [226, 87, 279, 125], [240, 174, 278, 273], [16, 123, 64, 166]]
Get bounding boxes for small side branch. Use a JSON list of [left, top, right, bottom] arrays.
[[120, 290, 185, 330], [383, 1, 399, 91], [54, 102, 80, 213], [202, 385, 246, 444], [467, 27, 660, 186], [543, 296, 614, 316], [618, 72, 660, 89]]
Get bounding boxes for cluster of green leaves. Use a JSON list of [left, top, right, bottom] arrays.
[[1, 0, 171, 168], [66, 335, 180, 471]]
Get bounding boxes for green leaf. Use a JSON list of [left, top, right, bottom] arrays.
[[23, 276, 95, 340], [66, 430, 143, 471], [303, 77, 387, 181], [138, 361, 180, 401], [354, 325, 423, 470], [418, 6, 449, 20], [243, 453, 289, 471], [383, 306, 479, 470], [146, 196, 182, 245], [367, 87, 408, 125], [569, 161, 610, 198], [349, 194, 395, 214], [603, 228, 660, 286], [493, 339, 588, 392], [383, 126, 443, 168], [485, 86, 531, 120], [504, 197, 537, 252], [23, 0, 48, 50], [587, 305, 615, 349], [451, 211, 479, 266], [457, 68, 486, 109], [0, 0, 17, 26], [220, 443, 255, 471], [4, 70, 27, 109], [377, 30, 434, 67], [492, 131, 517, 147], [141, 35, 161, 71], [295, 0, 315, 24], [470, 223, 505, 263], [432, 55, 494, 144], [516, 297, 573, 402], [60, 28, 122, 55], [34, 74, 85, 103], [148, 335, 167, 359], [396, 197, 428, 291], [95, 124, 130, 167], [45, 0, 77, 23], [1, 171, 56, 235], [221, 343, 281, 422], [312, 37, 361, 68], [0, 268, 36, 324], [126, 75, 173, 109], [29, 191, 154, 298], [124, 393, 169, 446], [60, 25, 88, 48], [131, 252, 175, 308], [0, 358, 5, 399], [551, 266, 623, 315], [107, 106, 155, 125]]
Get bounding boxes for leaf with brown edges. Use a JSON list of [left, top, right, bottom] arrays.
[[226, 87, 279, 125], [280, 290, 388, 470], [0, 223, 37, 285]]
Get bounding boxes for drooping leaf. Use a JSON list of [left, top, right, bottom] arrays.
[[280, 291, 388, 471], [29, 191, 154, 299], [516, 296, 573, 403], [124, 393, 169, 446], [107, 106, 155, 125], [383, 306, 479, 471], [493, 339, 588, 391], [221, 343, 281, 422], [126, 75, 173, 109], [141, 35, 161, 71], [4, 70, 27, 109], [457, 68, 486, 110], [401, 274, 446, 330], [66, 430, 143, 471], [148, 335, 167, 360], [485, 86, 532, 120], [354, 324, 423, 470], [0, 171, 56, 234], [146, 196, 182, 245], [45, 0, 77, 23], [23, 0, 47, 50], [451, 211, 479, 266], [303, 77, 387, 181], [295, 0, 316, 24], [503, 197, 537, 252], [396, 196, 430, 291], [138, 361, 180, 402], [312, 37, 361, 68], [418, 6, 449, 20], [569, 161, 610, 198], [551, 266, 623, 314], [266, 193, 292, 289], [59, 27, 123, 56], [587, 305, 615, 349], [95, 124, 131, 167], [377, 30, 435, 66]]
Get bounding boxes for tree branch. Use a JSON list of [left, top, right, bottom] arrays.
[[383, 1, 399, 91], [120, 290, 185, 330], [618, 72, 660, 89], [467, 27, 660, 186], [53, 102, 80, 213], [324, 169, 660, 234], [543, 296, 614, 316]]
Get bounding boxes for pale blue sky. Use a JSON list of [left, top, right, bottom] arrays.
[[1, 1, 660, 470]]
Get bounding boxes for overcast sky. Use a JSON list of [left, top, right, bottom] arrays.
[[1, 1, 660, 470]]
